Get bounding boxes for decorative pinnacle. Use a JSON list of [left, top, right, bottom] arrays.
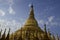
[[29, 4, 35, 19], [30, 4, 33, 8], [44, 24, 47, 32]]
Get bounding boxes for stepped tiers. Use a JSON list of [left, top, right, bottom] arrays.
[[0, 4, 60, 40]]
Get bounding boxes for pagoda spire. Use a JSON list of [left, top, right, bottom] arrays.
[[24, 4, 39, 27], [29, 4, 35, 19]]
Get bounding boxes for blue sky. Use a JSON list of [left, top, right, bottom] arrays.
[[0, 0, 60, 36]]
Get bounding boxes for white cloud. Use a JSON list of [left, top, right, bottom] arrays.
[[38, 16, 60, 27], [28, 4, 32, 7], [46, 21, 49, 25], [50, 22, 58, 26], [8, 6, 15, 14], [0, 10, 5, 16], [0, 19, 21, 34], [0, 0, 15, 15], [48, 16, 55, 22], [47, 16, 59, 26], [8, 0, 15, 15], [38, 20, 44, 25], [0, 0, 14, 5]]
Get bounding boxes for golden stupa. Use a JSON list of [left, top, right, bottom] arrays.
[[10, 4, 51, 40], [0, 4, 60, 40]]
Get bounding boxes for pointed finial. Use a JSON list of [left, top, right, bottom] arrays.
[[44, 24, 46, 27], [31, 4, 33, 8], [8, 28, 10, 33], [44, 24, 47, 32], [29, 3, 33, 8], [28, 3, 35, 19], [5, 28, 6, 32], [57, 34, 59, 40]]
